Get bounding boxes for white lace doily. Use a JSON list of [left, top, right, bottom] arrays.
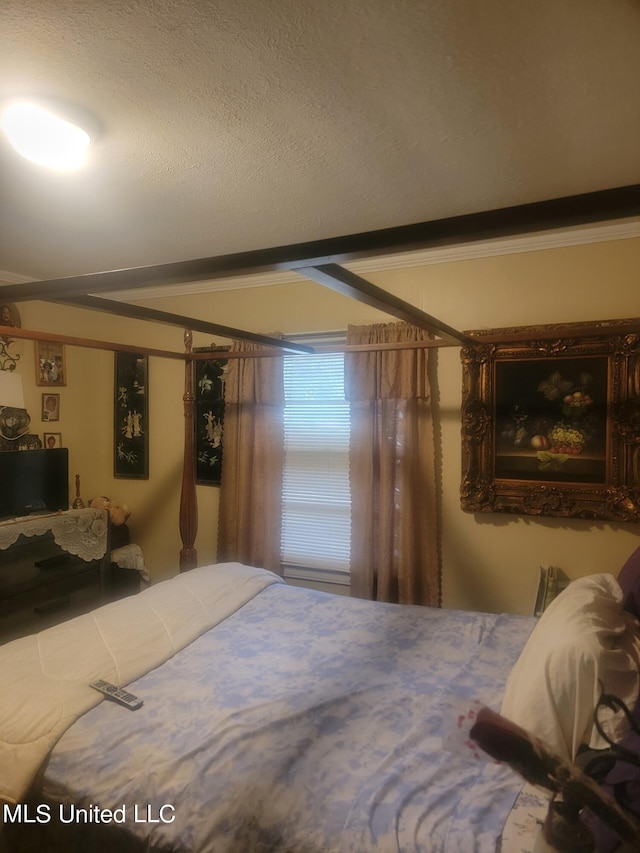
[[0, 508, 109, 562], [111, 543, 150, 583]]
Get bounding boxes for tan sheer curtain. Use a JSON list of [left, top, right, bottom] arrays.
[[345, 322, 440, 606], [217, 341, 284, 573]]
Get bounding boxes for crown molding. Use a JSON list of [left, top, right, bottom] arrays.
[[0, 271, 35, 285], [106, 216, 640, 300], [347, 217, 640, 275], [2, 216, 639, 301]]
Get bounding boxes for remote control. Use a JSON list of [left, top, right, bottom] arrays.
[[90, 679, 143, 710]]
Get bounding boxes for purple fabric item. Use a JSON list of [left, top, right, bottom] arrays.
[[580, 692, 640, 852], [580, 549, 640, 850], [618, 545, 640, 621]]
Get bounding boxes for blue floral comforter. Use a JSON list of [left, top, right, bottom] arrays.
[[32, 575, 535, 852]]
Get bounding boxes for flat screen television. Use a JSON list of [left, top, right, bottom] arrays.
[[0, 448, 69, 520]]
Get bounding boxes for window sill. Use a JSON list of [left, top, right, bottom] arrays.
[[282, 563, 350, 587]]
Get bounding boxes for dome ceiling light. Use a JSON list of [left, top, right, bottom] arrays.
[[0, 100, 92, 170]]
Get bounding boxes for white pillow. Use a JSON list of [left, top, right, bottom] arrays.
[[501, 573, 640, 761]]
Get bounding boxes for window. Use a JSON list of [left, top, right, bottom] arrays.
[[281, 351, 351, 584]]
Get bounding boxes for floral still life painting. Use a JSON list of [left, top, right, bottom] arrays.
[[461, 320, 640, 521], [494, 356, 608, 484]]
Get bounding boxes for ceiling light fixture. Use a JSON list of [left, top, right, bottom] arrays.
[[0, 100, 92, 170]]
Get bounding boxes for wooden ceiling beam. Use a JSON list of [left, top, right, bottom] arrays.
[[297, 264, 471, 345], [54, 295, 314, 354], [0, 324, 184, 359], [0, 184, 638, 304]]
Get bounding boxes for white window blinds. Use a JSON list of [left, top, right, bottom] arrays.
[[281, 352, 351, 575]]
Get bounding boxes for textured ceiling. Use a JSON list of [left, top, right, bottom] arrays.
[[1, 0, 639, 281]]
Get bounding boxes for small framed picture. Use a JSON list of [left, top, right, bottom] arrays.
[[36, 341, 66, 386], [0, 302, 21, 343], [43, 432, 62, 449], [42, 393, 60, 422]]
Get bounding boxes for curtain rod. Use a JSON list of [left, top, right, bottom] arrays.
[[188, 339, 457, 359]]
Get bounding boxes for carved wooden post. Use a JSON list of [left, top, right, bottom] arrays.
[[179, 329, 198, 571]]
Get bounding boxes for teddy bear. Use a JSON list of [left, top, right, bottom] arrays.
[[90, 496, 131, 526]]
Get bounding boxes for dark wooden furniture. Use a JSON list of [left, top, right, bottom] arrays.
[[108, 522, 146, 600], [0, 509, 110, 643]]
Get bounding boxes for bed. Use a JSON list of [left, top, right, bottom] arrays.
[[2, 554, 640, 853], [0, 560, 535, 852]]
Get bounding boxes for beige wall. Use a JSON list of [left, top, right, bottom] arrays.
[[6, 302, 215, 582], [5, 235, 640, 612]]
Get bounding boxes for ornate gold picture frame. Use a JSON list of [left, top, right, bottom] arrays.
[[460, 320, 640, 522]]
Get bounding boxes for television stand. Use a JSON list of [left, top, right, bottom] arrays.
[[0, 508, 110, 643], [18, 507, 51, 519]]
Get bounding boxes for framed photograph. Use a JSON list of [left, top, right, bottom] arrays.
[[0, 302, 22, 371], [461, 320, 640, 522], [0, 301, 20, 332], [43, 432, 62, 449], [42, 392, 60, 422], [36, 341, 66, 386], [114, 352, 148, 479], [193, 355, 227, 485]]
